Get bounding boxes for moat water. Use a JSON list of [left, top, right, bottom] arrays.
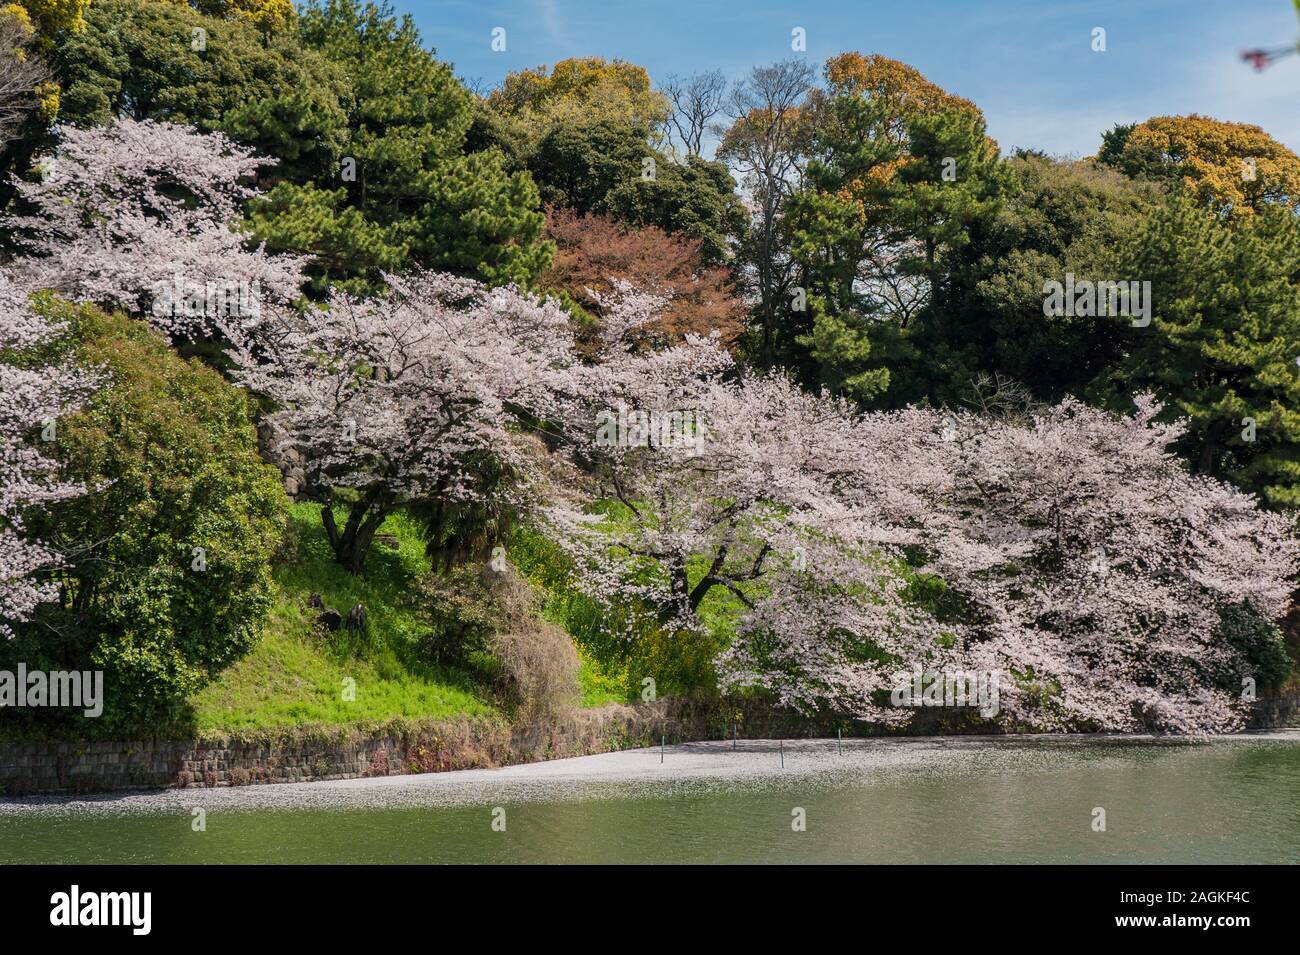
[[2, 733, 1297, 863]]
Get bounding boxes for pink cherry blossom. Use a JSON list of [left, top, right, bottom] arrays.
[[543, 286, 1300, 733], [5, 118, 306, 340], [230, 270, 577, 571], [0, 273, 99, 638]]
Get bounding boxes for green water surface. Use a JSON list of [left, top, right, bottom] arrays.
[[2, 736, 1297, 863]]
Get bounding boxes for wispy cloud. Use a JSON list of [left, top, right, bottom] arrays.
[[537, 0, 571, 50]]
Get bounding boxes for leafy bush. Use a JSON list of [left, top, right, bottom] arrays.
[[415, 565, 506, 668], [4, 298, 287, 734], [1217, 604, 1292, 694], [414, 558, 580, 715]]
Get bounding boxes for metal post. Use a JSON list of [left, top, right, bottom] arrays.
[[838, 728, 842, 755], [732, 722, 736, 750], [661, 734, 665, 763], [780, 739, 784, 768]]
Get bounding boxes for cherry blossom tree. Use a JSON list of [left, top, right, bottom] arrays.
[[230, 270, 576, 573], [0, 274, 99, 639], [4, 118, 306, 339], [543, 286, 1300, 733], [718, 394, 1299, 733], [542, 283, 954, 720], [870, 396, 1300, 734]]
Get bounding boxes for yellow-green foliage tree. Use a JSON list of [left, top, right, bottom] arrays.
[[0, 4, 60, 146], [478, 54, 743, 268], [488, 56, 670, 143], [187, 0, 294, 32], [1099, 114, 1300, 215], [774, 54, 1007, 399], [821, 52, 984, 147], [814, 52, 992, 210], [8, 0, 90, 38]]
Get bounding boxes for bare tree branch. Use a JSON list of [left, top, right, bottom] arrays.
[[661, 69, 727, 157], [0, 14, 49, 151], [714, 59, 818, 364]]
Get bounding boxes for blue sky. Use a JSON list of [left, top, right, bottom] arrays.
[[400, 0, 1300, 156]]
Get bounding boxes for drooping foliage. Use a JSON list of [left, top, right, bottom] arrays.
[[230, 271, 574, 573], [541, 288, 1299, 731], [5, 118, 306, 338]]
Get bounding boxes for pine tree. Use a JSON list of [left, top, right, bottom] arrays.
[[1103, 193, 1300, 507]]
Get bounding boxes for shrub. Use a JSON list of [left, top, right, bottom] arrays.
[[414, 558, 580, 715], [4, 298, 287, 734], [491, 624, 580, 721], [414, 564, 507, 668], [1217, 604, 1292, 694]]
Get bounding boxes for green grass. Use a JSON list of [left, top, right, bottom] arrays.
[[509, 515, 736, 703], [190, 502, 499, 732], [576, 646, 629, 707], [190, 628, 495, 732]]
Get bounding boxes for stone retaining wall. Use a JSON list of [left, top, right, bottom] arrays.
[[3, 692, 1297, 796], [1246, 690, 1300, 730], [0, 701, 690, 796]]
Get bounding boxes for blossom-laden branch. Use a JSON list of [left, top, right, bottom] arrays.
[[230, 270, 576, 573], [0, 274, 101, 638], [544, 285, 1300, 733], [5, 118, 307, 340]]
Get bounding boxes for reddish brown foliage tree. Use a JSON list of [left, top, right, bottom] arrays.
[[541, 206, 744, 347]]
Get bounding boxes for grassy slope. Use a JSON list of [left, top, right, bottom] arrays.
[[190, 503, 499, 732], [191, 502, 627, 733]]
